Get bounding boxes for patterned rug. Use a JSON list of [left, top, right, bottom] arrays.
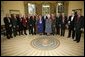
[[31, 36, 60, 50]]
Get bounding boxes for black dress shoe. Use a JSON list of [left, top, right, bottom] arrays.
[[74, 40, 77, 41], [7, 36, 10, 38], [7, 37, 10, 39], [58, 34, 60, 35], [7, 38, 10, 39], [10, 36, 13, 38], [21, 33, 23, 35], [72, 38, 74, 39], [67, 36, 70, 38], [35, 33, 36, 35], [25, 33, 27, 35], [53, 34, 54, 35], [76, 41, 79, 43]]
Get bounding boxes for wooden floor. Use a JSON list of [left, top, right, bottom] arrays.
[[1, 30, 84, 56]]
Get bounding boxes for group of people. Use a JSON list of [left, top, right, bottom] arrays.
[[3, 10, 84, 43]]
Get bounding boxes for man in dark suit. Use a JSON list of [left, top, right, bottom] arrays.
[[28, 16, 34, 35], [42, 15, 46, 35], [33, 16, 36, 35], [60, 13, 67, 36], [74, 10, 84, 43], [16, 14, 23, 35], [11, 14, 18, 37], [56, 13, 61, 35], [4, 14, 13, 39], [67, 11, 75, 39]]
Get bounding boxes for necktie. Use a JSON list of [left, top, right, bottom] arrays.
[[8, 17, 10, 23], [62, 16, 64, 23], [77, 16, 80, 23]]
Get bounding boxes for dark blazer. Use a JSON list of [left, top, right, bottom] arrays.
[[68, 16, 75, 29], [74, 15, 84, 30], [11, 17, 17, 28], [33, 16, 36, 26], [29, 16, 34, 27], [56, 16, 61, 27], [42, 16, 46, 30], [16, 17, 23, 30], [4, 17, 12, 28], [60, 15, 67, 28], [16, 17, 21, 26]]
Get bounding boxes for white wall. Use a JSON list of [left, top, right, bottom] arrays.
[[68, 1, 84, 16], [1, 1, 25, 25]]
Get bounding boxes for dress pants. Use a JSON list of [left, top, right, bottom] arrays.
[[6, 27, 12, 39], [56, 25, 60, 35], [29, 26, 33, 34], [75, 29, 81, 42], [13, 27, 17, 37], [68, 26, 75, 39], [61, 25, 65, 36]]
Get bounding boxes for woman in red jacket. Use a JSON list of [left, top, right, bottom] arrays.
[[22, 15, 27, 35]]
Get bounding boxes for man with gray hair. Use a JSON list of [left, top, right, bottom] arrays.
[[4, 14, 13, 39], [67, 11, 75, 39]]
